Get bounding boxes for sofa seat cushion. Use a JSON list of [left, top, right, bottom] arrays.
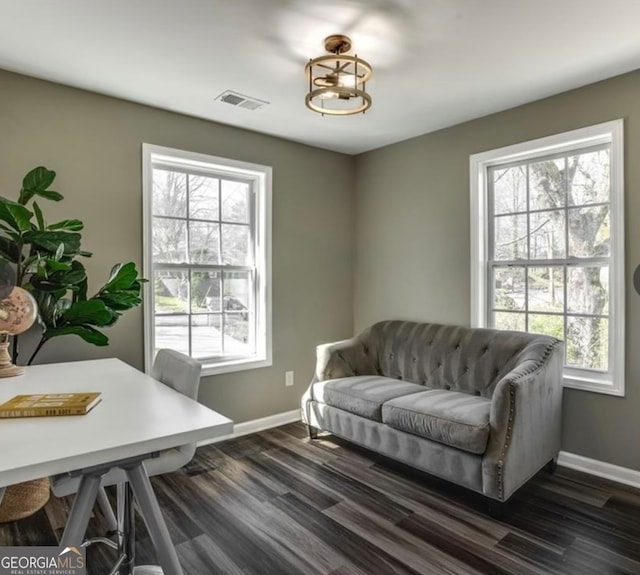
[[311, 376, 426, 422], [382, 389, 492, 454]]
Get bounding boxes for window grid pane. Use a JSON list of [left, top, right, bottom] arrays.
[[488, 144, 611, 373], [152, 166, 257, 362]]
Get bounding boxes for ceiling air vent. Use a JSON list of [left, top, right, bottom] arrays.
[[216, 90, 268, 111]]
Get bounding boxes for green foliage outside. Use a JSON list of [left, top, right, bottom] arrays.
[[155, 295, 186, 313]]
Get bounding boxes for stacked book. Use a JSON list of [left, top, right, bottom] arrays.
[[0, 393, 101, 418]]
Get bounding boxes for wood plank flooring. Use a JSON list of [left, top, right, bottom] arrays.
[[1, 422, 639, 575]]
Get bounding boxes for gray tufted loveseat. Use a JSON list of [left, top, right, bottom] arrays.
[[302, 320, 564, 503]]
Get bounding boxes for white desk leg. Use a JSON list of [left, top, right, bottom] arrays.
[[0, 487, 5, 505], [125, 464, 183, 575], [117, 483, 136, 575], [60, 474, 102, 547]]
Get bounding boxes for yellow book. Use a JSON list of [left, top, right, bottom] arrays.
[[0, 392, 102, 418]]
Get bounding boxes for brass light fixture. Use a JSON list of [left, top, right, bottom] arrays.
[[305, 35, 372, 116]]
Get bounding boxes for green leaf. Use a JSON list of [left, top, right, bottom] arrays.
[[43, 325, 109, 346], [0, 197, 33, 232], [98, 292, 142, 311], [64, 261, 88, 302], [42, 260, 72, 273], [62, 299, 114, 326], [37, 190, 63, 202], [22, 166, 55, 192], [19, 167, 57, 205], [23, 230, 81, 255], [92, 309, 120, 327], [0, 237, 20, 263], [30, 290, 59, 326], [30, 258, 86, 291], [74, 278, 88, 303], [103, 262, 139, 291], [32, 201, 45, 230], [0, 228, 22, 243], [60, 267, 87, 285], [48, 219, 84, 232], [30, 276, 69, 292]]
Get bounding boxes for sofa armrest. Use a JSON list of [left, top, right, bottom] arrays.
[[314, 336, 378, 382], [482, 340, 564, 501], [302, 335, 378, 429]]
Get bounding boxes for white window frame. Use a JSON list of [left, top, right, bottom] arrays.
[[142, 143, 272, 377], [470, 120, 624, 396]]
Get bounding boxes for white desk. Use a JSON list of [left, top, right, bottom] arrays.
[[0, 358, 233, 574]]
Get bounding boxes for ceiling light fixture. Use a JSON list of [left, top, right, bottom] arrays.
[[305, 35, 372, 116]]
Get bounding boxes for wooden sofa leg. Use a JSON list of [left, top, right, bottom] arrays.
[[307, 425, 318, 440], [547, 457, 558, 474]]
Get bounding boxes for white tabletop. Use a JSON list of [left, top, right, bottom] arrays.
[[0, 358, 233, 488]]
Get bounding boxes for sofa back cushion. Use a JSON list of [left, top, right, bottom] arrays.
[[364, 320, 557, 398]]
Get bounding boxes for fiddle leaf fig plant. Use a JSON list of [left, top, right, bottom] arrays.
[[0, 166, 145, 365]]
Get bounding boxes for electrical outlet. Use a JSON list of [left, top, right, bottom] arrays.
[[285, 371, 294, 387]]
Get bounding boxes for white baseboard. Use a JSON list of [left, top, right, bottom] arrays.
[[558, 450, 640, 489], [198, 409, 301, 446]]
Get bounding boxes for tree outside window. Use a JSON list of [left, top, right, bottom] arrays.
[[471, 120, 624, 395]]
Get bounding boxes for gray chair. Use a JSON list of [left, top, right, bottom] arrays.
[[51, 349, 202, 534]]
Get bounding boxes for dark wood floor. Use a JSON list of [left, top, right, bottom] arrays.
[[2, 422, 640, 575]]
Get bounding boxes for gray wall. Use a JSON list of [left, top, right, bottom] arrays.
[[0, 70, 355, 424], [354, 70, 640, 470]]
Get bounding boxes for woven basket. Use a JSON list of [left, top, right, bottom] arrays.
[[0, 478, 50, 523]]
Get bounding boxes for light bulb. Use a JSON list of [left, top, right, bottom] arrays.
[[338, 75, 357, 88]]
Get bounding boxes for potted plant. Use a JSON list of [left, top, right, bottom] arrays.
[[0, 166, 144, 365]]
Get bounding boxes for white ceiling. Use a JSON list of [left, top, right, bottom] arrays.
[[1, 0, 639, 154]]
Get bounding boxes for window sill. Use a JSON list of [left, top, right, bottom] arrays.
[[201, 356, 272, 377], [563, 375, 624, 397]]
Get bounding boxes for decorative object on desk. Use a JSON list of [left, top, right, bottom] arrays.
[[0, 392, 101, 418], [0, 166, 145, 366], [0, 477, 50, 523], [0, 286, 38, 377]]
